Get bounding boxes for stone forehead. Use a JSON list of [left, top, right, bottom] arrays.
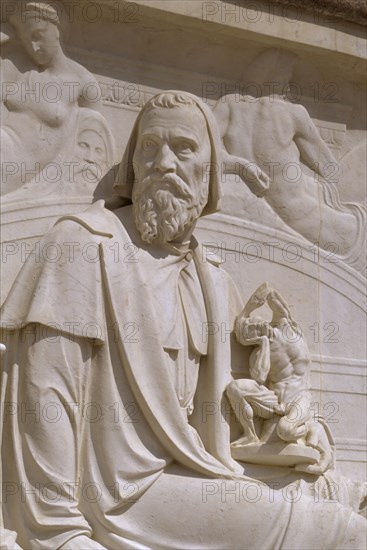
[[137, 102, 208, 134]]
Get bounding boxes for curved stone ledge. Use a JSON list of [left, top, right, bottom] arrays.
[[197, 213, 366, 308]]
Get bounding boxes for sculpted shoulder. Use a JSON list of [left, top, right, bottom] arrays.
[[66, 58, 97, 83], [54, 200, 127, 239], [66, 60, 102, 108], [290, 102, 313, 128]]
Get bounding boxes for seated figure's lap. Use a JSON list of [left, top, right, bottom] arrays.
[[90, 463, 366, 550]]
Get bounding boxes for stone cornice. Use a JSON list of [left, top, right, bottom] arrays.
[[269, 0, 367, 26]]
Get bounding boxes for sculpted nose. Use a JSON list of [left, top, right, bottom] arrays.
[[85, 157, 96, 165], [153, 143, 175, 173], [80, 144, 94, 164], [85, 152, 96, 164]]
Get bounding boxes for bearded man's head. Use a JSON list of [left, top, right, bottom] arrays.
[[113, 91, 223, 244]]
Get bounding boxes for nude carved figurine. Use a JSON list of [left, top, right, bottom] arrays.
[[228, 282, 334, 475]]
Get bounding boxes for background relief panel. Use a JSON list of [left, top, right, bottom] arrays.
[[1, 1, 366, 549]]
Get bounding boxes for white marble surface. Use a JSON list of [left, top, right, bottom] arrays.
[[1, 2, 366, 548]]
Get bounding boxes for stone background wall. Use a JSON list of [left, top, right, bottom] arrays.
[[1, 0, 366, 480]]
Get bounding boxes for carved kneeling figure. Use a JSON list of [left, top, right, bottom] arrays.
[[228, 283, 333, 473]]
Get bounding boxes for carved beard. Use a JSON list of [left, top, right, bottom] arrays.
[[132, 174, 208, 244]]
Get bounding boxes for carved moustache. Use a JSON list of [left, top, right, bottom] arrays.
[[133, 173, 194, 202]]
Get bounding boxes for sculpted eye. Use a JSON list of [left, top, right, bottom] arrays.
[[31, 31, 43, 40], [176, 141, 195, 155], [142, 139, 157, 151]]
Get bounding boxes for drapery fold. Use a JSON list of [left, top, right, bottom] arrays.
[[1, 201, 363, 549]]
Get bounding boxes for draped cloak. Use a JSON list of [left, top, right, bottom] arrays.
[[1, 201, 364, 550]]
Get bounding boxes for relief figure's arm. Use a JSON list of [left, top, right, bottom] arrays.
[[78, 69, 103, 111], [212, 98, 231, 139], [213, 97, 270, 196], [222, 150, 270, 197], [293, 105, 337, 179]]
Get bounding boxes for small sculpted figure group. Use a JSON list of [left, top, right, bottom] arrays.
[[228, 282, 333, 475]]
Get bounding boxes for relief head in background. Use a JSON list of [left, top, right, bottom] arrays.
[[69, 108, 116, 193]]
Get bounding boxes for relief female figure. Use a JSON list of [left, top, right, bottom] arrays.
[[1, 1, 101, 196]]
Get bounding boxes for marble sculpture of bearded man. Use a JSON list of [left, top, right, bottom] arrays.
[[0, 91, 365, 550]]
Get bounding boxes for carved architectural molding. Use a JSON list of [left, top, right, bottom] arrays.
[[268, 0, 367, 25]]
